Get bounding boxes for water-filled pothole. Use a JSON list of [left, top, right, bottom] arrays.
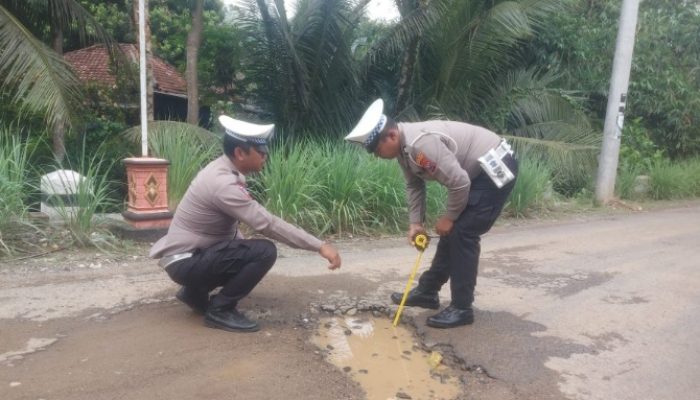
[[312, 316, 462, 400]]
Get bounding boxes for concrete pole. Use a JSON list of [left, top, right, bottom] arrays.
[[138, 0, 148, 157], [595, 0, 641, 204]]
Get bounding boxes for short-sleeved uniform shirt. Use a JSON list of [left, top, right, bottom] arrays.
[[150, 155, 322, 258], [396, 121, 502, 224]]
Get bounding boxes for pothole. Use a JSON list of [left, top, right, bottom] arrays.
[[312, 316, 462, 400]]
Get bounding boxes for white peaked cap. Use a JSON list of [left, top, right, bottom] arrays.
[[219, 115, 274, 145], [344, 99, 387, 151]]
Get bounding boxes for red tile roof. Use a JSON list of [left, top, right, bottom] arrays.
[[64, 43, 187, 97]]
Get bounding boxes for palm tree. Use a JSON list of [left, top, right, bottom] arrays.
[[364, 0, 599, 191], [237, 0, 370, 137], [186, 0, 205, 125], [393, 0, 427, 114], [236, 0, 599, 192], [0, 0, 114, 161]]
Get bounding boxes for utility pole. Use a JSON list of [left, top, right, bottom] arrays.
[[595, 0, 641, 205]]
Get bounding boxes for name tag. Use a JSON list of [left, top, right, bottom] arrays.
[[478, 141, 515, 188]]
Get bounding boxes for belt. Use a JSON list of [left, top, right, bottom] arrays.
[[158, 252, 193, 268]]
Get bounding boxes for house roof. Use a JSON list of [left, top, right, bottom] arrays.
[[64, 43, 187, 97]]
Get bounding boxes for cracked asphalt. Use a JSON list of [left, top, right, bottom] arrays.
[[1, 201, 699, 400]]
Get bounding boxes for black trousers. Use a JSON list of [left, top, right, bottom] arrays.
[[418, 154, 518, 309], [165, 239, 277, 309]]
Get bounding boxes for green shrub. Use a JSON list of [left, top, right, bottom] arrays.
[[616, 164, 645, 200], [649, 158, 700, 200], [619, 118, 665, 173], [551, 162, 594, 197], [505, 158, 552, 217]]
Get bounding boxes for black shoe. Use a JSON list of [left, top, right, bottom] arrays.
[[204, 307, 259, 332], [426, 305, 474, 328], [176, 287, 210, 315], [390, 287, 440, 309]]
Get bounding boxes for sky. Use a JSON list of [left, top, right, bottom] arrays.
[[222, 0, 400, 22]]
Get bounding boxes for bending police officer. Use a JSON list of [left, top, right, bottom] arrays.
[[150, 116, 341, 333], [345, 99, 517, 328]]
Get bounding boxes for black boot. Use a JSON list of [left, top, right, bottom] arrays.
[[176, 287, 210, 315], [390, 287, 440, 309], [426, 305, 474, 328], [204, 306, 259, 332]]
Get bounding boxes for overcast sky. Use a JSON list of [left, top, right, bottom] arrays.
[[221, 0, 399, 22]]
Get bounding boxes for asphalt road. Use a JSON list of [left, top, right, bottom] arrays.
[[1, 201, 699, 399]]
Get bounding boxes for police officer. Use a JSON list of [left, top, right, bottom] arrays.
[[345, 99, 517, 328], [151, 115, 341, 333]]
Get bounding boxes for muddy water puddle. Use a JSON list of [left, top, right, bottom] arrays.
[[312, 316, 462, 400]]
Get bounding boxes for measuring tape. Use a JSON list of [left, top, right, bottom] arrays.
[[392, 234, 429, 327]]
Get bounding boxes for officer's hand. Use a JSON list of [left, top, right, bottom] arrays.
[[319, 243, 341, 270], [408, 223, 426, 245], [435, 216, 454, 236]]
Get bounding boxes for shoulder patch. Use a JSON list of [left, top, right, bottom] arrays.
[[415, 152, 437, 174]]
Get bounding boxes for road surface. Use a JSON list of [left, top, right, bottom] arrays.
[[1, 201, 698, 399]]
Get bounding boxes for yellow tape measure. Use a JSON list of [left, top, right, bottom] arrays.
[[393, 234, 429, 327], [413, 233, 428, 251]]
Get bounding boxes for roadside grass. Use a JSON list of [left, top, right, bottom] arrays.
[[504, 158, 552, 217], [616, 164, 643, 200], [251, 141, 327, 232], [4, 126, 699, 258], [617, 158, 700, 200], [253, 141, 416, 235], [255, 141, 560, 234], [41, 140, 122, 249], [0, 130, 127, 257], [0, 126, 36, 256], [649, 159, 700, 200]]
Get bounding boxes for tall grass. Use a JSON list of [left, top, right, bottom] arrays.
[[505, 158, 552, 217], [44, 140, 121, 247], [616, 164, 645, 200], [649, 158, 700, 200], [616, 166, 638, 200], [254, 140, 568, 235], [252, 141, 327, 231], [0, 126, 34, 255], [305, 142, 377, 235], [123, 129, 579, 235], [252, 140, 448, 236], [617, 158, 700, 200], [252, 141, 410, 235]]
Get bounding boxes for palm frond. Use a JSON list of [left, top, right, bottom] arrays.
[[238, 0, 365, 136], [0, 4, 82, 128], [407, 0, 572, 116], [423, 65, 598, 187], [360, 0, 446, 68]]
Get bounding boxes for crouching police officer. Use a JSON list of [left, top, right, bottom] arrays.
[[345, 99, 517, 328], [150, 115, 341, 333]]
